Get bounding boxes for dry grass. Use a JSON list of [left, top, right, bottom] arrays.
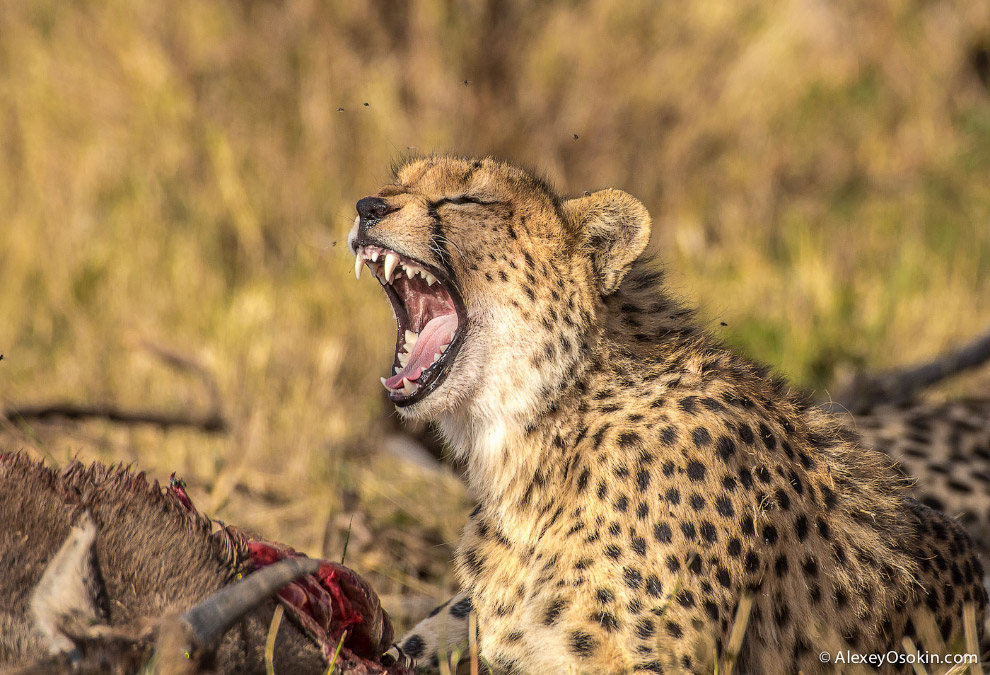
[[1, 0, 989, 637]]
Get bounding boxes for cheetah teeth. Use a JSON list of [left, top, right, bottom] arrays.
[[393, 331, 417, 370], [382, 330, 448, 392], [383, 252, 400, 282], [354, 245, 438, 286], [398, 331, 418, 364], [380, 376, 419, 396]]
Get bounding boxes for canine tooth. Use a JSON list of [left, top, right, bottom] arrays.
[[394, 366, 400, 375], [383, 253, 400, 282], [404, 330, 418, 346], [380, 377, 390, 390], [424, 273, 437, 286], [401, 378, 416, 396], [354, 253, 363, 279]]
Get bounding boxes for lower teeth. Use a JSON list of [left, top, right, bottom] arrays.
[[380, 375, 421, 396]]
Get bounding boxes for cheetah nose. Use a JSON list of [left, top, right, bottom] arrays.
[[356, 196, 391, 222]]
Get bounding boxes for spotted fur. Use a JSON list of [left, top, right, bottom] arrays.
[[353, 156, 986, 674], [856, 398, 990, 580]]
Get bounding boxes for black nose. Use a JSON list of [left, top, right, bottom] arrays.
[[356, 197, 391, 222]]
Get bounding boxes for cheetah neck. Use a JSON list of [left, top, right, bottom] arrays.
[[438, 330, 631, 534], [438, 260, 710, 526], [439, 332, 597, 472]]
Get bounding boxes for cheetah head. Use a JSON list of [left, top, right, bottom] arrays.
[[349, 156, 651, 423]]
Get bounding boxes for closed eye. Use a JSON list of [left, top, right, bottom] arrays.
[[429, 195, 504, 208]]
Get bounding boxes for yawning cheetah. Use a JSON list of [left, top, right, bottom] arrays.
[[349, 155, 986, 673]]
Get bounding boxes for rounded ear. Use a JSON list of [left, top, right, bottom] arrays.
[[563, 189, 652, 295]]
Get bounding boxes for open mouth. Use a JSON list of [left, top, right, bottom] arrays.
[[354, 244, 466, 406]]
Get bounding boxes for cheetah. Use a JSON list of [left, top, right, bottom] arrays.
[[348, 155, 987, 673], [856, 398, 990, 581]]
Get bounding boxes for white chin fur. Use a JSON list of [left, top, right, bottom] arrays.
[[407, 311, 552, 470], [394, 344, 477, 422], [392, 325, 488, 423]]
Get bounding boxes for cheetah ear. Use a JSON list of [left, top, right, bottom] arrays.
[[563, 189, 652, 296]]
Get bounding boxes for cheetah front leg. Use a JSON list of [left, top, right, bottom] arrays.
[[392, 592, 474, 673]]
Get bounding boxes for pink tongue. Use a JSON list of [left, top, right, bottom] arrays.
[[384, 313, 457, 389]]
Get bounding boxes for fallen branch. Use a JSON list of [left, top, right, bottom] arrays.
[[1, 339, 228, 434], [828, 329, 990, 413], [2, 403, 227, 433]]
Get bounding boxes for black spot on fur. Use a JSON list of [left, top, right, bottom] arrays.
[[686, 460, 706, 482], [624, 567, 643, 589], [759, 423, 776, 450], [403, 635, 425, 659], [636, 618, 656, 639], [592, 610, 619, 632], [636, 470, 651, 492], [619, 432, 640, 447], [544, 599, 568, 626], [755, 466, 772, 484], [763, 524, 779, 545], [450, 596, 472, 618], [569, 631, 595, 657], [716, 436, 736, 461], [775, 488, 791, 511], [577, 469, 590, 492]]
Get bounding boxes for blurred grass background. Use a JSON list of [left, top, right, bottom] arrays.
[[1, 0, 989, 629]]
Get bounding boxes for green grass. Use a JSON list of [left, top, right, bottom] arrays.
[[1, 0, 989, 635]]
